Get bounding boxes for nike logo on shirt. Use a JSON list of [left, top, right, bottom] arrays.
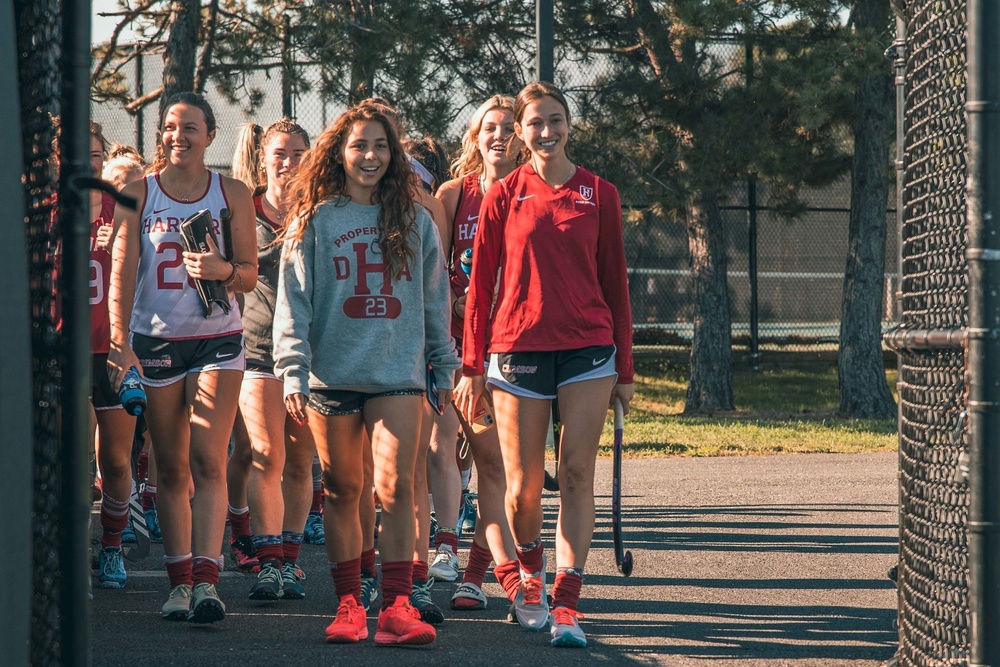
[[152, 207, 170, 214], [517, 194, 535, 202], [467, 214, 479, 221]]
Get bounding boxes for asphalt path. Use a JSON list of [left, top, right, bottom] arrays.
[[91, 453, 898, 666]]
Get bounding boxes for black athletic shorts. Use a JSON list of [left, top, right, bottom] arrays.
[[131, 332, 245, 387], [307, 388, 424, 417], [91, 353, 123, 410], [486, 345, 617, 399]]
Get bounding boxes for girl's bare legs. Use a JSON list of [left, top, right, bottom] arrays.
[[227, 410, 257, 572], [426, 406, 462, 580], [410, 401, 443, 622]]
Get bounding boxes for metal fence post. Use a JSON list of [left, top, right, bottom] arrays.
[[966, 1, 1000, 663], [58, 0, 93, 663], [536, 0, 553, 83], [745, 36, 760, 370]]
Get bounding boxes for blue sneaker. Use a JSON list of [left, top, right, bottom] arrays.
[[303, 511, 325, 545], [459, 492, 478, 536], [98, 547, 127, 589], [144, 507, 162, 543], [121, 522, 137, 544], [360, 570, 380, 612]]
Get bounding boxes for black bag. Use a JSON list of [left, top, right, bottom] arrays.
[[179, 209, 232, 318]]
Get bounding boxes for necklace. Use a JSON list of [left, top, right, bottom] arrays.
[[264, 195, 285, 223], [164, 171, 206, 202]]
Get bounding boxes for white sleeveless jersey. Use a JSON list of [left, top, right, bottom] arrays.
[[131, 172, 242, 339]]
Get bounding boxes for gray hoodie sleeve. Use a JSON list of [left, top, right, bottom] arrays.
[[420, 211, 461, 390], [273, 220, 315, 399]]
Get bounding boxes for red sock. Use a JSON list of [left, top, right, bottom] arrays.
[[330, 557, 362, 604], [164, 555, 193, 588], [283, 540, 301, 565], [463, 542, 492, 588], [412, 559, 428, 583], [141, 485, 157, 511], [515, 539, 544, 577], [228, 507, 252, 539], [361, 548, 377, 576], [193, 556, 221, 586], [493, 559, 520, 603], [552, 569, 583, 610], [310, 488, 323, 513], [99, 495, 130, 549], [433, 528, 459, 553], [255, 542, 282, 567], [381, 561, 414, 610]]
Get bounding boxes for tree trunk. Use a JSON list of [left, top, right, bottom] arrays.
[[684, 189, 734, 414], [837, 1, 896, 419], [159, 0, 200, 120], [348, 0, 378, 104]]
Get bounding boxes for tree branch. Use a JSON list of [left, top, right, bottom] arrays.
[[91, 0, 160, 84], [125, 86, 164, 113]]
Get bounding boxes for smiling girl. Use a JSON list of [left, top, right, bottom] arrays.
[[108, 92, 257, 624], [454, 82, 634, 647], [273, 104, 458, 645]]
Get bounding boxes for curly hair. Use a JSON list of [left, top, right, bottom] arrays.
[[282, 104, 416, 282], [450, 95, 516, 179], [231, 117, 311, 190]]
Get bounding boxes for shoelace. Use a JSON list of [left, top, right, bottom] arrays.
[[259, 565, 281, 584], [411, 579, 435, 604], [336, 598, 361, 623], [282, 563, 305, 581], [522, 575, 544, 605], [552, 607, 585, 625], [169, 586, 191, 600]]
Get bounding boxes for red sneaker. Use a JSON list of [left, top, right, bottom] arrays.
[[325, 596, 368, 643], [375, 596, 436, 646]]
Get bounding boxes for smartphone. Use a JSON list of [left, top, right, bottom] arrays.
[[426, 365, 444, 415]]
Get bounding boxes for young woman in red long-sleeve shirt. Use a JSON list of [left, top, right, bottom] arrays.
[[454, 81, 634, 648]]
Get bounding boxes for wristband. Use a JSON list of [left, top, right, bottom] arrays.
[[222, 262, 239, 287]]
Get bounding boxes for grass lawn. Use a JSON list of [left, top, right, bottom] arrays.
[[594, 357, 899, 457]]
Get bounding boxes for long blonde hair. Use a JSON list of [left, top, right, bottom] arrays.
[[282, 104, 416, 281], [231, 118, 311, 190], [450, 95, 516, 179]]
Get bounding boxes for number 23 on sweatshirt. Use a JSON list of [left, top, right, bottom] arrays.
[[273, 198, 460, 398]]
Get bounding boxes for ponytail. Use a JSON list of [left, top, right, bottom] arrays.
[[231, 123, 264, 190]]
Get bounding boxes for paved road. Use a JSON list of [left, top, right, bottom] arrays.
[[91, 453, 899, 666]]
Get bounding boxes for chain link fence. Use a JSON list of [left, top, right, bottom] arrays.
[[889, 0, 971, 664], [15, 0, 64, 663], [92, 33, 896, 351]]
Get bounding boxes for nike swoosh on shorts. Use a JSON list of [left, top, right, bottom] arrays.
[[592, 357, 608, 366], [216, 351, 236, 360]]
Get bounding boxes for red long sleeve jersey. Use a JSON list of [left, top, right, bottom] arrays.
[[463, 164, 634, 384]]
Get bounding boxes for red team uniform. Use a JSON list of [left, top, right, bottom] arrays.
[[463, 163, 634, 384]]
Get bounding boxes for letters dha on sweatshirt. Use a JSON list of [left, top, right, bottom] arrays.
[[273, 198, 459, 398]]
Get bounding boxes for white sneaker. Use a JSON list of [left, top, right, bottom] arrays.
[[161, 584, 192, 621], [428, 544, 460, 582], [513, 553, 549, 631], [450, 581, 488, 610], [550, 607, 587, 647], [188, 582, 226, 624]]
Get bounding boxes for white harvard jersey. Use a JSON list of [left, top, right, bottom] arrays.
[[131, 172, 242, 339]]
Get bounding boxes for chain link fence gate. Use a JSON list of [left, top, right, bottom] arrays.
[[884, 0, 972, 664], [14, 0, 66, 663]]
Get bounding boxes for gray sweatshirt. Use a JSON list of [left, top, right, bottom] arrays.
[[273, 198, 459, 398]]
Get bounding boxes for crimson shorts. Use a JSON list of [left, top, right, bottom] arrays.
[[486, 345, 617, 400], [131, 332, 245, 387], [307, 388, 423, 417], [91, 353, 123, 410]]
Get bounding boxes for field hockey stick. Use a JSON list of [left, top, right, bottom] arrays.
[[544, 399, 560, 492], [123, 421, 150, 561], [612, 397, 633, 576]]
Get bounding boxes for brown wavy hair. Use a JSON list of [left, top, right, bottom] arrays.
[[282, 104, 416, 281]]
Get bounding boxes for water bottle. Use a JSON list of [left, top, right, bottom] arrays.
[[119, 366, 147, 416], [460, 248, 473, 277]]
